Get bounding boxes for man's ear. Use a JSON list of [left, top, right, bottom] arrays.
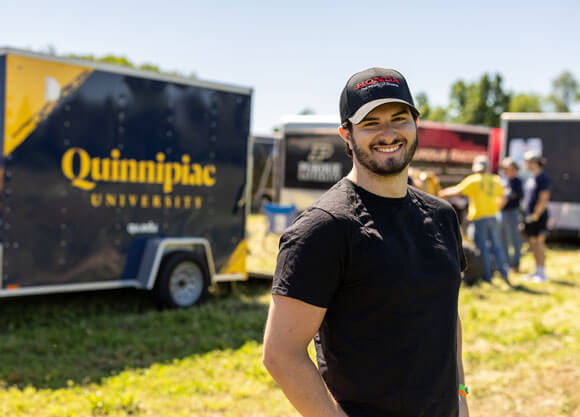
[[338, 126, 353, 151]]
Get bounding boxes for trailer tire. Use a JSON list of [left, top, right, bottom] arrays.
[[154, 251, 209, 309], [462, 242, 484, 286]]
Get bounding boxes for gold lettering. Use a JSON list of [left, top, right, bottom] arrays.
[[91, 157, 111, 181], [190, 164, 203, 185], [156, 153, 165, 183], [140, 195, 149, 208], [105, 194, 116, 207], [62, 148, 95, 190], [62, 148, 217, 193], [90, 193, 102, 207], [183, 196, 192, 209], [203, 165, 216, 186], [128, 194, 138, 207], [163, 162, 181, 193], [138, 160, 156, 183], [111, 149, 120, 181], [174, 195, 181, 208], [118, 194, 126, 207], [152, 195, 162, 208], [181, 155, 191, 185], [164, 195, 173, 208], [195, 196, 202, 209], [119, 159, 138, 182]]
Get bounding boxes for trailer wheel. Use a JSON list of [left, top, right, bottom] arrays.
[[462, 242, 484, 286], [155, 251, 209, 309]]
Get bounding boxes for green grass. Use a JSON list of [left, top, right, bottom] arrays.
[[0, 218, 578, 416]]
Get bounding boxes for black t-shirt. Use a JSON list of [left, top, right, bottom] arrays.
[[524, 171, 550, 217], [502, 176, 523, 211], [272, 178, 466, 417]]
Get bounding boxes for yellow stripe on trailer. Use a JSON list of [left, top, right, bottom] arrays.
[[219, 239, 248, 275], [4, 54, 93, 156]]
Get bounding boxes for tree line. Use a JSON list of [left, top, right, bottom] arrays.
[[34, 47, 580, 129], [416, 71, 580, 127]]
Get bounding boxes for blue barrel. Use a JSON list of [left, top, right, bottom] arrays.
[[263, 203, 297, 234]]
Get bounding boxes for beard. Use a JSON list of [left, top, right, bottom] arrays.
[[351, 132, 418, 176]]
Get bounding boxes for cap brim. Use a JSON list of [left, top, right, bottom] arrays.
[[349, 98, 420, 124]]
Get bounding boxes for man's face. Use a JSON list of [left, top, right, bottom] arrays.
[[347, 103, 418, 176], [525, 160, 539, 173], [504, 165, 517, 179]]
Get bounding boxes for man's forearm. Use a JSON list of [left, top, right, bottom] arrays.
[[457, 315, 470, 416], [531, 191, 550, 218], [264, 351, 347, 417]]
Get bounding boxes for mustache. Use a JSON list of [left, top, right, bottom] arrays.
[[371, 138, 406, 147]]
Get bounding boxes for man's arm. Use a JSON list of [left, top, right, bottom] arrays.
[[457, 314, 470, 417], [529, 190, 550, 221], [263, 295, 348, 417], [440, 177, 471, 199], [439, 185, 463, 198]]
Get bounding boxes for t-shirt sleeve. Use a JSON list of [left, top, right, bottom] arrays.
[[537, 174, 550, 192], [494, 176, 505, 197], [272, 208, 346, 308], [451, 209, 467, 272], [456, 176, 475, 197]]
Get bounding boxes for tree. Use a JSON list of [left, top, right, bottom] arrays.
[[508, 93, 542, 112], [415, 92, 431, 119], [414, 92, 448, 122], [65, 53, 188, 78], [546, 71, 579, 112], [448, 73, 511, 127], [429, 107, 449, 122]]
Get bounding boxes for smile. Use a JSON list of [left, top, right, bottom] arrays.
[[373, 143, 403, 153]]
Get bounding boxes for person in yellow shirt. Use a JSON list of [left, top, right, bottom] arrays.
[[440, 156, 510, 285]]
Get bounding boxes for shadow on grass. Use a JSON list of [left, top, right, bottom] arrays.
[[549, 280, 576, 287], [0, 279, 272, 390], [510, 284, 549, 295]]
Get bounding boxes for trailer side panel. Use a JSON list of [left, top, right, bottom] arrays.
[[504, 119, 580, 203], [2, 53, 249, 289]]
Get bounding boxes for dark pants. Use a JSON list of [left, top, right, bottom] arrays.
[[501, 208, 522, 269], [474, 216, 509, 282]]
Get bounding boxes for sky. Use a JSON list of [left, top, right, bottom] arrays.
[[1, 0, 579, 134]]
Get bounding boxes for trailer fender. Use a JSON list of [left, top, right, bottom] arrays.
[[134, 238, 216, 290]]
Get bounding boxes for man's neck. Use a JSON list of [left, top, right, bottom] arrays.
[[347, 164, 408, 198]]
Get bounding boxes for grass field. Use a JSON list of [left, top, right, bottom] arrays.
[[0, 215, 578, 416]]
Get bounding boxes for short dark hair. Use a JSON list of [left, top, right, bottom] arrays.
[[341, 120, 353, 158]]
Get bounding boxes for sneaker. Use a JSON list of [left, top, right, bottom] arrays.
[[522, 274, 535, 281], [531, 275, 548, 283]]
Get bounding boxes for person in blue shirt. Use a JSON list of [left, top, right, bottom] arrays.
[[522, 151, 550, 282], [499, 158, 523, 272]]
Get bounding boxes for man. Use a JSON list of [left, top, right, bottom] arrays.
[[499, 157, 523, 272], [440, 156, 510, 286], [522, 151, 550, 282], [263, 68, 469, 417]]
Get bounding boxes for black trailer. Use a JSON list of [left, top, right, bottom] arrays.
[[248, 135, 281, 212], [279, 116, 351, 211], [0, 48, 252, 307], [501, 113, 580, 236], [278, 116, 490, 211]]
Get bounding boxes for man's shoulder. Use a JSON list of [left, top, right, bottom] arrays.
[[409, 186, 456, 215], [457, 173, 478, 189], [538, 171, 550, 182], [309, 178, 357, 218], [283, 179, 355, 237]]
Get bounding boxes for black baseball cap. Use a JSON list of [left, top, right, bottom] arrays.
[[340, 68, 419, 124]]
